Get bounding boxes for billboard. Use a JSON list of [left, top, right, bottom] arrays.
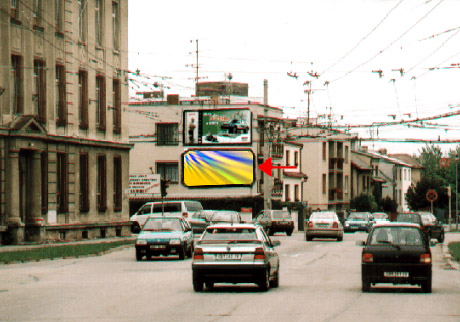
[[183, 109, 252, 145], [182, 149, 254, 187]]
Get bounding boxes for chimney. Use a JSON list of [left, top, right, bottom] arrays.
[[167, 94, 180, 105], [263, 79, 268, 105]]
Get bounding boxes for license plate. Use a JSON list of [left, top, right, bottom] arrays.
[[384, 272, 409, 278], [150, 245, 166, 249], [317, 224, 328, 227], [216, 253, 242, 260]]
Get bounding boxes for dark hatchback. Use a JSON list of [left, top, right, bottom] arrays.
[[360, 222, 432, 293], [254, 209, 295, 236]]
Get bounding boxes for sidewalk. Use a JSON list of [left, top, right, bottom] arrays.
[[441, 226, 460, 271]]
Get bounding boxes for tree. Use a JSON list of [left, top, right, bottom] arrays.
[[350, 194, 378, 212], [406, 176, 448, 211], [379, 196, 398, 214], [418, 144, 444, 180]]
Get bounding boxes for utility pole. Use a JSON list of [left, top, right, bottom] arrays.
[[263, 80, 271, 210], [305, 81, 311, 125], [195, 39, 199, 97]]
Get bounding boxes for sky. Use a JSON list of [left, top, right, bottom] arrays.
[[128, 0, 460, 156]]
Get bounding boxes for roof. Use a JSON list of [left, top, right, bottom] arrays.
[[206, 223, 259, 229], [283, 170, 308, 179], [353, 150, 413, 168], [351, 158, 372, 171], [372, 222, 421, 229], [388, 154, 424, 169]]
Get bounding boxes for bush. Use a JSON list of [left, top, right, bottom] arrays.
[[350, 194, 378, 212]]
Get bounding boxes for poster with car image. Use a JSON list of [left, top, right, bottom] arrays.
[[183, 109, 252, 145]]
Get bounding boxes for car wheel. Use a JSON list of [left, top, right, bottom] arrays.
[[362, 277, 371, 292], [258, 268, 270, 292], [131, 223, 141, 234], [136, 249, 143, 261], [438, 232, 444, 243], [421, 279, 432, 293], [337, 236, 343, 242], [179, 247, 186, 260], [193, 271, 204, 292], [205, 282, 214, 289], [286, 230, 293, 236], [270, 269, 279, 288]]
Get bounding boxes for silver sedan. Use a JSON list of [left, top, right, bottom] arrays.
[[305, 211, 344, 241]]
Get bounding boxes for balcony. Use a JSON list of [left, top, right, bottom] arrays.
[[329, 157, 344, 172], [328, 188, 343, 201]]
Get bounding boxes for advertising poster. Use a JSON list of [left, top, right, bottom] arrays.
[[184, 111, 199, 144], [182, 149, 254, 187]]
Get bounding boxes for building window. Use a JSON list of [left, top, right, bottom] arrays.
[[294, 151, 299, 167], [112, 1, 120, 50], [322, 142, 326, 161], [294, 184, 299, 201], [113, 156, 122, 211], [285, 184, 290, 202], [322, 174, 327, 194], [285, 150, 290, 166], [11, 55, 23, 114], [362, 176, 366, 191], [78, 70, 88, 129], [33, 0, 43, 27], [95, 0, 104, 47], [97, 155, 107, 212], [79, 153, 89, 212], [156, 123, 179, 145], [55, 0, 63, 33], [41, 152, 48, 214], [57, 153, 68, 213], [157, 162, 178, 183], [113, 79, 121, 134], [345, 175, 349, 194], [96, 75, 106, 131], [33, 60, 46, 122], [345, 146, 349, 163], [10, 0, 20, 21], [55, 64, 66, 126], [78, 0, 87, 43]]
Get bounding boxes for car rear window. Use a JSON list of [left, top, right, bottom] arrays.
[[272, 211, 291, 219], [143, 218, 182, 231], [202, 227, 257, 241], [185, 201, 203, 211], [369, 227, 424, 246], [211, 212, 239, 222], [311, 213, 335, 220], [347, 213, 368, 220], [396, 214, 420, 224]]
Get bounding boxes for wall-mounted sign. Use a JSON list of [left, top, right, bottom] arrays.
[[129, 174, 161, 198]]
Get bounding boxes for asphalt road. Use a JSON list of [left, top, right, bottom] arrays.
[[1, 232, 459, 322]]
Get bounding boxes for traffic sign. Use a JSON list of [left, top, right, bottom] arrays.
[[426, 189, 438, 202]]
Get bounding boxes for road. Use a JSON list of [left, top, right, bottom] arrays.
[[1, 232, 459, 322]]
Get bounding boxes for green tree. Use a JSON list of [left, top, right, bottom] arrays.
[[350, 194, 378, 212], [418, 144, 444, 180], [379, 196, 398, 214], [406, 176, 448, 211]]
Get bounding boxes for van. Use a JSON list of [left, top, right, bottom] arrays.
[[130, 200, 203, 233]]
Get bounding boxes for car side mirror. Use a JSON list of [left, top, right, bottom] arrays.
[[272, 240, 281, 247], [356, 240, 366, 246]]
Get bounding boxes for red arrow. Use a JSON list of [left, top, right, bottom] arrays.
[[258, 158, 297, 176]]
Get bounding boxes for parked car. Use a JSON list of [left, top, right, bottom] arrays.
[[209, 211, 242, 225], [192, 223, 280, 292], [344, 212, 374, 232], [220, 119, 249, 134], [135, 216, 194, 261], [395, 212, 423, 227], [305, 211, 344, 241], [359, 222, 432, 293], [254, 209, 295, 236], [418, 211, 445, 243], [130, 200, 203, 233], [188, 210, 215, 235], [372, 212, 389, 223]]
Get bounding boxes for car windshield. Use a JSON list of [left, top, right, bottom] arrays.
[[369, 227, 424, 246], [397, 214, 420, 224], [211, 212, 239, 222], [202, 227, 257, 241], [272, 211, 291, 219], [143, 218, 182, 231], [311, 213, 336, 220], [152, 203, 181, 213], [347, 214, 368, 221]]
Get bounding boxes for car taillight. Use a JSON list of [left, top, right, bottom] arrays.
[[183, 212, 188, 218], [254, 247, 265, 260], [332, 222, 338, 229], [420, 254, 431, 264], [362, 253, 373, 263], [193, 247, 204, 260], [308, 221, 313, 228]]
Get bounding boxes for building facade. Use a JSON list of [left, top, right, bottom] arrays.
[[0, 0, 131, 244]]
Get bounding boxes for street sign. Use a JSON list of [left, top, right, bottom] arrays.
[[426, 189, 438, 202], [129, 174, 161, 198]]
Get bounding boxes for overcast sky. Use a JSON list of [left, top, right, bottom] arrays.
[[128, 0, 460, 155]]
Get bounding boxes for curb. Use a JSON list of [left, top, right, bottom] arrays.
[[441, 232, 460, 271]]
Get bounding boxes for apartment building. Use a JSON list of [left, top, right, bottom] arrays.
[[289, 127, 356, 211], [128, 86, 304, 215], [0, 0, 131, 244]]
